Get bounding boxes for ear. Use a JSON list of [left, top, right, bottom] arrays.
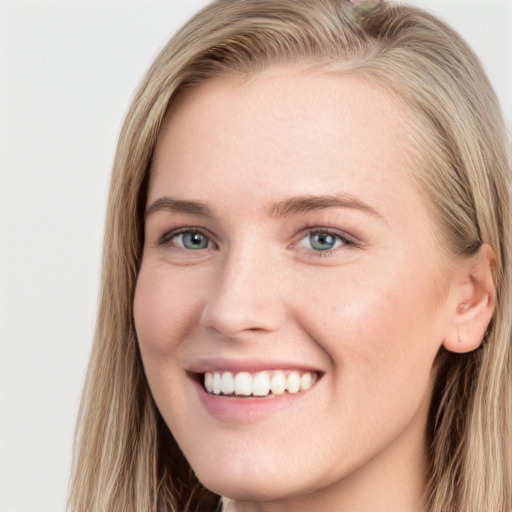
[[443, 244, 496, 354]]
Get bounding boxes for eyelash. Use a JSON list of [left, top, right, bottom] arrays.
[[158, 228, 216, 250], [157, 226, 357, 256], [297, 228, 355, 257]]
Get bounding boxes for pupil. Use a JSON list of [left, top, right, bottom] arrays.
[[312, 233, 335, 250], [184, 233, 207, 249]]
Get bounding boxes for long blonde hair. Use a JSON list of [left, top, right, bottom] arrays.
[[68, 1, 512, 511]]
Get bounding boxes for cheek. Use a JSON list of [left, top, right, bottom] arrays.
[[295, 263, 444, 390], [133, 262, 205, 356], [289, 267, 442, 465], [133, 262, 204, 426]]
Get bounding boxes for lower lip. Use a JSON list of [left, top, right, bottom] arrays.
[[192, 379, 317, 424]]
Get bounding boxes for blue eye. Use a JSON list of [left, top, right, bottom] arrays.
[[172, 231, 211, 250], [299, 230, 350, 253], [309, 233, 338, 251]]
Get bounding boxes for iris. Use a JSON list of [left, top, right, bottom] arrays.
[[180, 232, 210, 250], [309, 232, 338, 251]]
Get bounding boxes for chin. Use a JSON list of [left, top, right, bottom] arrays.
[[194, 463, 306, 504]]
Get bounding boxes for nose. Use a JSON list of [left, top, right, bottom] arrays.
[[199, 244, 286, 339]]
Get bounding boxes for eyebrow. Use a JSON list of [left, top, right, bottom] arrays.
[[145, 197, 214, 218], [267, 194, 383, 219], [145, 193, 383, 220]]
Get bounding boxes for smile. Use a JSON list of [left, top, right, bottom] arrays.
[[204, 370, 318, 398]]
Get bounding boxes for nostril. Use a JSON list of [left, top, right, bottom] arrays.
[[198, 260, 285, 337]]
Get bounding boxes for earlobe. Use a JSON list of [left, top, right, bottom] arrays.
[[443, 244, 496, 354]]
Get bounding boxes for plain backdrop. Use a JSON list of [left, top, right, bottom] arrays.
[[1, 2, 511, 511]]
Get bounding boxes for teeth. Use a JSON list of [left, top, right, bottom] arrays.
[[221, 372, 234, 395], [234, 372, 252, 396], [286, 371, 300, 394], [300, 372, 312, 391], [252, 371, 270, 396], [270, 371, 286, 395], [205, 372, 214, 393], [213, 372, 222, 394], [203, 370, 317, 397]]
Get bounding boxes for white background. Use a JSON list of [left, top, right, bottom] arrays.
[[1, 2, 511, 511]]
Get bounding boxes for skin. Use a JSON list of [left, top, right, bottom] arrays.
[[133, 67, 487, 512]]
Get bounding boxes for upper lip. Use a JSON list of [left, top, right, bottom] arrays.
[[186, 357, 324, 375]]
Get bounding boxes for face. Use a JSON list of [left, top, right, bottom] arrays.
[[134, 67, 460, 510]]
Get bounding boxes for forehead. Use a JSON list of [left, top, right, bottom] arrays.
[[149, 67, 420, 221], [157, 67, 413, 157]]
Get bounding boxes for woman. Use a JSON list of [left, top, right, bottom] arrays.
[[68, 1, 511, 511]]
